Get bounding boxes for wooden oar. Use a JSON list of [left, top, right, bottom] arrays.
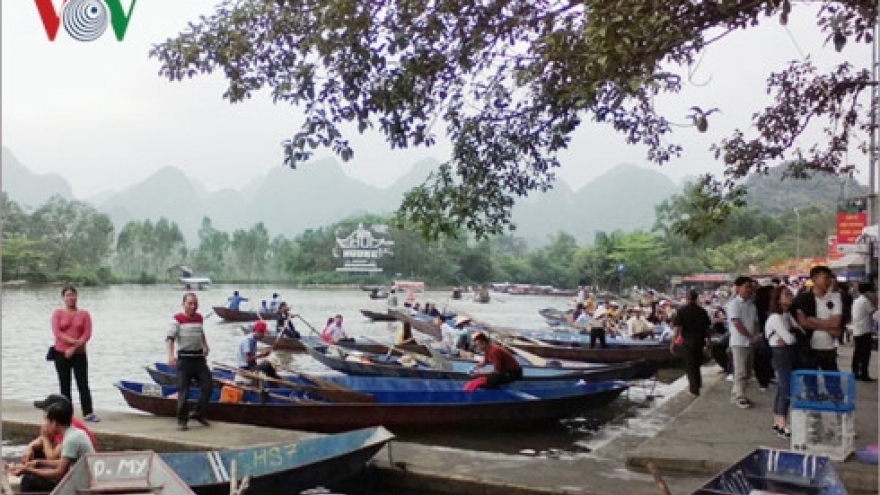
[[296, 315, 325, 338], [270, 360, 357, 392], [212, 362, 375, 403], [358, 336, 442, 369], [503, 343, 549, 367]]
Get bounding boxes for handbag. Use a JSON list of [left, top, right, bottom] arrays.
[[45, 346, 58, 361]]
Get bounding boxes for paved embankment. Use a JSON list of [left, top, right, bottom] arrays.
[[627, 345, 878, 493], [3, 346, 876, 495]]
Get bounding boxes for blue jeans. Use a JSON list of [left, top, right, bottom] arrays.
[[771, 346, 795, 416]]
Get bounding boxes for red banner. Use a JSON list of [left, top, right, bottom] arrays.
[[836, 212, 867, 244]]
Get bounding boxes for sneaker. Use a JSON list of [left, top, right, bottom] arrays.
[[726, 375, 733, 382], [776, 427, 791, 439], [687, 391, 700, 398], [84, 414, 100, 423], [759, 387, 768, 393], [176, 422, 188, 431], [735, 398, 751, 409]]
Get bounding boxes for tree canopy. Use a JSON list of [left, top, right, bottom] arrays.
[[152, 0, 875, 240]]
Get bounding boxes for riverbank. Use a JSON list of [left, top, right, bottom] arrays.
[[4, 346, 876, 494]]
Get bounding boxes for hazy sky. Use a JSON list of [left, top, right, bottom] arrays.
[[2, 1, 872, 199]]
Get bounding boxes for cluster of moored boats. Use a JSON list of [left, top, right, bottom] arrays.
[[102, 305, 851, 495]]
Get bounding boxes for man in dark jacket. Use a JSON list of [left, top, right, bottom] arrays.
[[672, 290, 713, 397]]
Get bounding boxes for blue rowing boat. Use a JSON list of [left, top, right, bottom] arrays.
[[145, 361, 639, 392], [690, 447, 847, 495], [116, 379, 628, 432], [159, 427, 394, 495]]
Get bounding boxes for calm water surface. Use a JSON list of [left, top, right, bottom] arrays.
[[1, 284, 680, 456]]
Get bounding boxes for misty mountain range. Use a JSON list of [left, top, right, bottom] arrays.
[[1, 147, 680, 245], [2, 146, 868, 246]]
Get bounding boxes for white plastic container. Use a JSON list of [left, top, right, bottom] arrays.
[[790, 408, 855, 461]]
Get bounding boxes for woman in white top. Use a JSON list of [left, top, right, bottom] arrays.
[[764, 286, 798, 438]]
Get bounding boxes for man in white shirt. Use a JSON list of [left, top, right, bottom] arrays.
[[793, 266, 842, 373], [851, 282, 876, 382], [726, 276, 759, 409]]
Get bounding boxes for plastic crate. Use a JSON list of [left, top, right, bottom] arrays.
[[790, 370, 856, 412], [790, 409, 855, 461]]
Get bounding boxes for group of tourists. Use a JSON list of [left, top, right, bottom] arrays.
[[672, 265, 877, 440], [566, 296, 680, 348]]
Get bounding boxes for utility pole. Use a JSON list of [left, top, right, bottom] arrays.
[[870, 15, 878, 281]]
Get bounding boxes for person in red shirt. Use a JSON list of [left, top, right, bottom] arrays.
[[471, 332, 523, 388], [21, 394, 98, 463]]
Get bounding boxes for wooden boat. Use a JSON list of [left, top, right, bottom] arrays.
[[116, 379, 628, 432], [52, 452, 196, 495], [159, 427, 394, 495], [146, 362, 375, 404], [146, 361, 643, 394], [388, 309, 442, 339], [360, 309, 397, 321], [690, 447, 847, 495], [304, 343, 657, 382], [249, 333, 431, 356], [539, 307, 572, 325], [514, 329, 666, 348], [212, 306, 275, 322], [506, 339, 683, 367]]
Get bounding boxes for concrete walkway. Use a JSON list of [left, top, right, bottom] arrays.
[[627, 345, 878, 493], [3, 346, 876, 495]]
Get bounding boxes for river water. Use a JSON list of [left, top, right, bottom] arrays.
[[1, 284, 681, 456]]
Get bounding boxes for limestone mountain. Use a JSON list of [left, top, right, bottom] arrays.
[[743, 164, 869, 213], [512, 163, 679, 244], [1, 147, 74, 208], [2, 148, 680, 245]]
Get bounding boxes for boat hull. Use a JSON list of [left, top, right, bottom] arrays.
[[359, 309, 397, 321], [509, 342, 683, 367], [690, 447, 847, 495], [212, 306, 275, 322], [305, 344, 656, 381], [146, 362, 644, 391], [158, 427, 394, 495], [116, 380, 627, 433], [253, 334, 430, 355]]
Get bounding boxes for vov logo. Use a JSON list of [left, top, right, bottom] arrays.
[[35, 0, 138, 42]]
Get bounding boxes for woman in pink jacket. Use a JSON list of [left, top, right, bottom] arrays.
[[50, 285, 98, 422]]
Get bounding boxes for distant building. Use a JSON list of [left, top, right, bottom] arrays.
[[333, 223, 394, 273]]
